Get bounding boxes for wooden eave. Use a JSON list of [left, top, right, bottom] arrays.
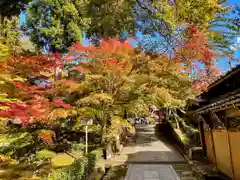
[[196, 92, 240, 114], [202, 65, 240, 93]]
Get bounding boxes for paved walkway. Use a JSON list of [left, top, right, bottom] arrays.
[[124, 124, 185, 180], [125, 164, 180, 180], [104, 124, 187, 180]]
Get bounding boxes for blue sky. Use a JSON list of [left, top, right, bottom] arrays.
[[211, 0, 240, 71], [20, 0, 240, 71]]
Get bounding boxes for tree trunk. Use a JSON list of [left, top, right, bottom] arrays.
[[100, 123, 107, 144]]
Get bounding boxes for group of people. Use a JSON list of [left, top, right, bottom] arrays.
[[135, 117, 148, 124]]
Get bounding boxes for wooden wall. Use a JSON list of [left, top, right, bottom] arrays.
[[203, 125, 215, 164], [212, 130, 232, 177], [229, 131, 240, 179], [203, 121, 240, 179]]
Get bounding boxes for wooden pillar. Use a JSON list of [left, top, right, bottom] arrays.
[[224, 114, 236, 180], [198, 118, 207, 157], [209, 128, 217, 166], [226, 129, 235, 180], [199, 114, 217, 167], [208, 112, 218, 167]]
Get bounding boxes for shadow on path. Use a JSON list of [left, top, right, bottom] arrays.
[[104, 124, 186, 165], [126, 151, 187, 164]]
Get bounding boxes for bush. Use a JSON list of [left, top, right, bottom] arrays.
[[0, 132, 33, 155], [46, 168, 71, 180], [89, 148, 103, 161], [46, 158, 87, 180], [71, 143, 85, 152], [70, 158, 88, 180], [104, 116, 135, 145], [45, 149, 100, 180], [85, 153, 96, 177]]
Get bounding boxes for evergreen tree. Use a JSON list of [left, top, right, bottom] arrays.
[[26, 0, 90, 52], [25, 0, 227, 52]]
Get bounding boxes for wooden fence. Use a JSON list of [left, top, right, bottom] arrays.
[[203, 123, 240, 179]]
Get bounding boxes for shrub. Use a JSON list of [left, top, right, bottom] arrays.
[[45, 149, 99, 180], [85, 152, 96, 177], [103, 116, 135, 145], [89, 148, 103, 161], [70, 158, 88, 180], [0, 132, 34, 156], [71, 143, 85, 152], [46, 168, 71, 180]]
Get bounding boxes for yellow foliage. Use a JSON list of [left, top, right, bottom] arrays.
[[0, 154, 18, 164], [0, 43, 10, 61], [77, 93, 114, 107], [49, 108, 70, 121], [104, 116, 135, 144], [153, 0, 225, 29]]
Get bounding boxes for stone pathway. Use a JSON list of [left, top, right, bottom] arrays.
[[103, 124, 185, 164], [125, 164, 180, 180], [102, 124, 202, 180], [126, 124, 185, 163], [123, 124, 185, 180]]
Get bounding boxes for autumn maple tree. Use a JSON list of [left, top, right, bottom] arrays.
[[56, 37, 194, 142], [0, 31, 220, 146], [0, 51, 73, 148], [0, 0, 238, 178], [171, 24, 224, 94]]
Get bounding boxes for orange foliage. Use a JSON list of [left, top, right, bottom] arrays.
[[66, 38, 134, 74], [69, 37, 136, 59], [0, 53, 64, 77], [176, 24, 214, 70], [38, 130, 56, 145]]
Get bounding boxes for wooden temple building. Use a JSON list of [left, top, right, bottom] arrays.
[[187, 65, 240, 179]]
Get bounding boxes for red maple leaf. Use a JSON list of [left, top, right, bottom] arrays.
[[53, 97, 71, 108]]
